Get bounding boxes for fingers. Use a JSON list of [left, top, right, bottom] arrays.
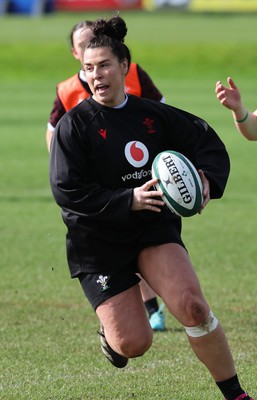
[[215, 80, 222, 90], [132, 178, 165, 212], [197, 169, 210, 214], [200, 190, 210, 211], [215, 80, 232, 107], [144, 196, 165, 212], [227, 76, 237, 89], [141, 180, 165, 212], [142, 177, 159, 191], [142, 178, 164, 200], [216, 87, 227, 106], [216, 77, 236, 94], [215, 81, 225, 99]]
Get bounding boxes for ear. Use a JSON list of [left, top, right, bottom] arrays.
[[71, 47, 80, 61], [121, 58, 129, 76]]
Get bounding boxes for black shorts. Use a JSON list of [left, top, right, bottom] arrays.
[[77, 217, 186, 310], [78, 261, 141, 311]]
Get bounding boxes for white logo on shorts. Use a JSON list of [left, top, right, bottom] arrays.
[[96, 275, 110, 291]]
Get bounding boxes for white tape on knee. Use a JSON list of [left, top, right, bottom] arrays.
[[184, 310, 219, 338]]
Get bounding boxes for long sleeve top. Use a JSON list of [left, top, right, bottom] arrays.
[[50, 95, 230, 276]]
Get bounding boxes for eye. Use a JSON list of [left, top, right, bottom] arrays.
[[85, 66, 93, 72]]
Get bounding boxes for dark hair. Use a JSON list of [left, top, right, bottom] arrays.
[[69, 20, 93, 48], [86, 15, 131, 69]]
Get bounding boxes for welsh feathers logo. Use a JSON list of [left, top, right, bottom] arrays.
[[96, 275, 110, 291], [124, 141, 149, 168]]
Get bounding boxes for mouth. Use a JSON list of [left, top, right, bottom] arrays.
[[95, 84, 109, 94]]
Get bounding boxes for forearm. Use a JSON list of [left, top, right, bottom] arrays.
[[232, 108, 257, 141]]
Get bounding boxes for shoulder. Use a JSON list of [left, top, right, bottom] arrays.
[[127, 95, 178, 119], [127, 94, 168, 111], [128, 96, 208, 126], [54, 100, 91, 140], [59, 98, 97, 126], [66, 97, 94, 116]]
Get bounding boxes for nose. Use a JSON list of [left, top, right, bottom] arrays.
[[93, 66, 101, 80]]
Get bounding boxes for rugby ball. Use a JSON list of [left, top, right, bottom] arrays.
[[151, 150, 203, 217]]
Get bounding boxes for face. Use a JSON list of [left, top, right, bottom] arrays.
[[71, 27, 93, 63], [83, 46, 128, 108]]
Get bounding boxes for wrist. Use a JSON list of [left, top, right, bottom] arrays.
[[234, 110, 248, 123]]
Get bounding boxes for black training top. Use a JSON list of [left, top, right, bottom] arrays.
[[50, 95, 230, 277]]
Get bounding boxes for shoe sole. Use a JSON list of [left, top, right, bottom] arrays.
[[99, 326, 128, 368]]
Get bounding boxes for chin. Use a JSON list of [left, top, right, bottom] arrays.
[[95, 95, 115, 107]]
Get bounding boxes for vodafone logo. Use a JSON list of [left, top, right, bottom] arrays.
[[124, 141, 149, 168]]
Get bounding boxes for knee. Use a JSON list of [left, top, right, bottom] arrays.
[[181, 293, 209, 326], [119, 329, 153, 358], [185, 310, 219, 337]]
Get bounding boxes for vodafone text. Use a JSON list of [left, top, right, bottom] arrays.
[[121, 169, 151, 182]]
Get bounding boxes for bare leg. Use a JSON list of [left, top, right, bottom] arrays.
[[139, 278, 157, 302], [138, 275, 166, 331], [138, 243, 236, 382], [96, 283, 153, 358], [188, 325, 235, 382]]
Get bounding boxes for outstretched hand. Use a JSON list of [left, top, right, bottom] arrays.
[[215, 77, 241, 111], [131, 178, 165, 212]]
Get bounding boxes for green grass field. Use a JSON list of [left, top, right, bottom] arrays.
[[1, 9, 257, 400]]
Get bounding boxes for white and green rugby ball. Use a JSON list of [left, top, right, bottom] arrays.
[[152, 150, 203, 217]]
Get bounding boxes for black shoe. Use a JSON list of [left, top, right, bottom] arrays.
[[98, 324, 128, 368]]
